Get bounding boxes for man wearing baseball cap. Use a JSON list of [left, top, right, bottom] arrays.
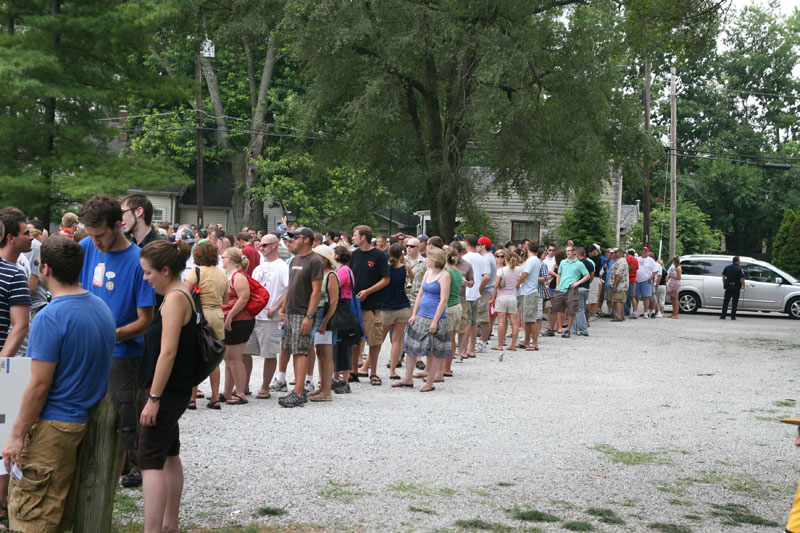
[[476, 236, 496, 350]]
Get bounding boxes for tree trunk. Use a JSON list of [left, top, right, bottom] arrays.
[[229, 151, 247, 231]]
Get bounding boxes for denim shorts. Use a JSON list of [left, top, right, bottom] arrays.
[[635, 280, 653, 298]]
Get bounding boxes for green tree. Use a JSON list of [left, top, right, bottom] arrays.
[[0, 0, 189, 225], [773, 207, 800, 277], [453, 206, 497, 245], [556, 197, 615, 249], [625, 198, 720, 258], [283, 1, 726, 240]]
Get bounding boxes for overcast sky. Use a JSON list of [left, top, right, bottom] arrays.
[[729, 0, 797, 17]]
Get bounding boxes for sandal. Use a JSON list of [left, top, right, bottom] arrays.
[[392, 382, 413, 388], [309, 395, 332, 402], [413, 372, 428, 379], [348, 374, 360, 383], [228, 394, 248, 405], [490, 346, 503, 351], [206, 400, 222, 410], [187, 400, 196, 410], [526, 346, 539, 351], [389, 374, 401, 380], [370, 375, 382, 386], [219, 393, 228, 403], [196, 391, 205, 399], [443, 372, 453, 377], [256, 391, 271, 399], [420, 386, 435, 392]]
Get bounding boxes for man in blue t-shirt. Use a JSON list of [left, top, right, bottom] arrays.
[[78, 195, 155, 482], [3, 236, 116, 533]]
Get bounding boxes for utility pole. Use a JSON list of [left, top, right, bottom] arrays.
[[195, 53, 204, 228], [642, 59, 652, 249], [669, 67, 677, 260]]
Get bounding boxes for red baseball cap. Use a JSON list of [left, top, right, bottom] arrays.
[[477, 236, 492, 247]]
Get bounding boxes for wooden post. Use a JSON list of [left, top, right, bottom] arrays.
[[73, 402, 121, 532], [669, 67, 678, 260], [642, 58, 652, 248]]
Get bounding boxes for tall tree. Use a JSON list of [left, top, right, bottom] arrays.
[[0, 0, 187, 225], [283, 0, 728, 238]]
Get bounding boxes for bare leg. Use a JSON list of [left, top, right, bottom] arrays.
[[509, 313, 520, 350], [366, 344, 381, 377], [260, 358, 277, 394], [161, 456, 183, 533], [395, 354, 415, 386], [242, 354, 253, 393], [142, 469, 168, 533], [532, 319, 542, 348], [306, 345, 316, 384], [422, 357, 439, 391], [208, 366, 220, 402], [493, 313, 507, 349], [389, 322, 406, 377], [224, 343, 248, 400], [313, 345, 334, 398], [292, 354, 308, 395]]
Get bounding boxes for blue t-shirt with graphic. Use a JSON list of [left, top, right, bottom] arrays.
[[29, 292, 116, 422], [79, 237, 155, 358]]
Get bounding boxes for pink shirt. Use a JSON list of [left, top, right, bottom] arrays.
[[337, 265, 354, 299]]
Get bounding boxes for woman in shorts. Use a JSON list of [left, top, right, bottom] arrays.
[[308, 245, 339, 402], [492, 250, 522, 351], [183, 240, 229, 409], [394, 247, 451, 392], [666, 256, 682, 319], [221, 247, 254, 405], [379, 243, 412, 380], [440, 246, 463, 379], [139, 240, 196, 533]]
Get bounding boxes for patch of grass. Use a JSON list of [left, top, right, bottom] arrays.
[[550, 500, 579, 509], [586, 508, 624, 524], [469, 487, 491, 497], [453, 518, 513, 532], [710, 503, 779, 526], [647, 523, 691, 533], [563, 522, 595, 531], [606, 498, 638, 507], [677, 470, 765, 496], [111, 522, 144, 533], [439, 487, 460, 496], [668, 499, 693, 507], [409, 505, 437, 515], [496, 482, 515, 487], [743, 338, 800, 351], [317, 480, 364, 503], [389, 480, 431, 497], [774, 399, 796, 407], [683, 514, 702, 521], [755, 414, 793, 422], [654, 482, 682, 494], [114, 492, 141, 514], [591, 444, 665, 465], [256, 506, 287, 517], [510, 509, 560, 522]]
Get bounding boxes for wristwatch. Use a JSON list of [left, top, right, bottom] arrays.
[[305, 313, 315, 319], [148, 393, 161, 402]]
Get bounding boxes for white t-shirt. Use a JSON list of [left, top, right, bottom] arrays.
[[250, 257, 290, 320], [636, 256, 659, 283], [482, 252, 497, 295], [543, 255, 556, 274], [463, 251, 485, 301]]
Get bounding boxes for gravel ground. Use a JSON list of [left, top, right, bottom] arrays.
[[116, 309, 800, 532]]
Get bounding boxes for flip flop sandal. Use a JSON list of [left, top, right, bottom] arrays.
[[389, 375, 401, 380], [256, 391, 271, 399], [370, 375, 382, 386], [391, 382, 413, 388], [348, 375, 360, 383], [229, 394, 249, 405], [433, 378, 445, 383], [443, 372, 453, 377], [219, 393, 228, 403], [357, 372, 370, 377], [195, 391, 205, 399], [420, 386, 436, 392], [206, 400, 222, 410], [309, 396, 333, 402], [187, 400, 196, 410]]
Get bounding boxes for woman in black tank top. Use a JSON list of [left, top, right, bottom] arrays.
[[139, 240, 195, 533]]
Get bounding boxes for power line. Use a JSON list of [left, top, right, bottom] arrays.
[[677, 148, 800, 161]]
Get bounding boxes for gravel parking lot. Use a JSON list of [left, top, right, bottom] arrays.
[[115, 310, 800, 532]]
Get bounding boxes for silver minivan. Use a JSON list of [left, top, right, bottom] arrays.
[[677, 255, 800, 319]]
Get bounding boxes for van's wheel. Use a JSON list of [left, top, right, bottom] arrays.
[[679, 292, 699, 314], [787, 297, 800, 320]]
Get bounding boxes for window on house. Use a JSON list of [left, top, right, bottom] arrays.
[[152, 208, 164, 222], [511, 221, 540, 242]]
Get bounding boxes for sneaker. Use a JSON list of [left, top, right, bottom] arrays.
[[642, 313, 649, 319], [455, 354, 464, 363], [562, 331, 571, 338], [415, 360, 426, 370], [476, 341, 487, 352], [304, 381, 314, 393], [269, 378, 288, 392], [120, 471, 142, 488], [333, 381, 351, 394], [656, 312, 664, 318], [581, 331, 589, 337], [629, 314, 637, 319], [278, 391, 305, 408], [543, 329, 555, 337], [589, 316, 597, 322]]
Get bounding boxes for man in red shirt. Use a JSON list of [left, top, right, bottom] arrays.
[[624, 249, 639, 317], [236, 232, 260, 276]]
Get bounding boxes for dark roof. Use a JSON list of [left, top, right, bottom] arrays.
[[180, 178, 234, 208], [374, 208, 419, 227]]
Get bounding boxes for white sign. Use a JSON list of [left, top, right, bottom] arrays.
[[0, 357, 32, 453]]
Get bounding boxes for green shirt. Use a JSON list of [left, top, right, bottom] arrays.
[[556, 257, 589, 292], [447, 267, 462, 307]]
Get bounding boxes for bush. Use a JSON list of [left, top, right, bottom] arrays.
[[626, 199, 720, 260], [454, 205, 498, 243], [556, 197, 614, 249], [773, 207, 800, 277]]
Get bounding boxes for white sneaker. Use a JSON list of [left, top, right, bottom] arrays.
[[642, 312, 649, 319], [269, 378, 287, 392], [656, 312, 663, 318], [304, 381, 315, 393], [476, 341, 487, 352]]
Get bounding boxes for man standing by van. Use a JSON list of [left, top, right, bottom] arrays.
[[720, 256, 746, 320]]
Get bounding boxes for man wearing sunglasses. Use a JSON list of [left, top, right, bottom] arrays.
[[404, 237, 426, 308]]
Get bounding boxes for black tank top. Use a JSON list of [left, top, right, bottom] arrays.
[[144, 290, 198, 395]]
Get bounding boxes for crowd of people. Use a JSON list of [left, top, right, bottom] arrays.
[[0, 194, 690, 533]]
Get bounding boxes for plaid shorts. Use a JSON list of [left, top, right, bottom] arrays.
[[284, 313, 312, 355]]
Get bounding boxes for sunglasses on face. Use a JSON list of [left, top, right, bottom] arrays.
[[407, 244, 417, 248], [496, 254, 505, 258]]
